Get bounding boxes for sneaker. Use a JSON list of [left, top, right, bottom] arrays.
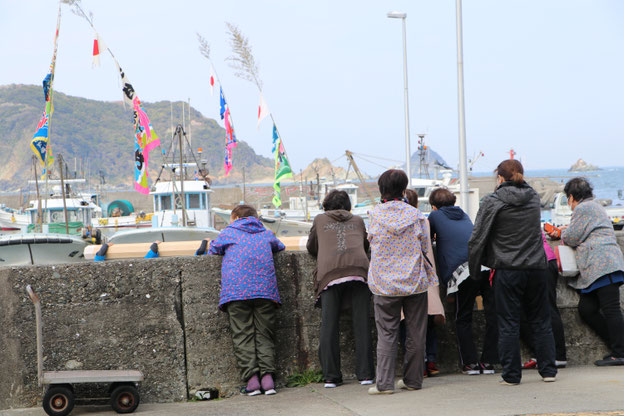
[[479, 362, 495, 375], [244, 374, 261, 396], [462, 363, 480, 375], [543, 376, 556, 382], [241, 387, 262, 396], [368, 386, 394, 395], [261, 373, 276, 395], [359, 379, 374, 385], [555, 360, 567, 368], [397, 379, 419, 391], [427, 362, 440, 376], [522, 358, 537, 370], [324, 382, 337, 388], [594, 356, 624, 366], [423, 368, 428, 378], [499, 379, 520, 386]]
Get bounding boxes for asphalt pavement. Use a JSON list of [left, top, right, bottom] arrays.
[[2, 366, 623, 416]]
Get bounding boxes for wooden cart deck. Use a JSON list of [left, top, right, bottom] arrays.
[[43, 370, 143, 384]]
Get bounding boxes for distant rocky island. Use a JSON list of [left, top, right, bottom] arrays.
[[569, 158, 600, 172]]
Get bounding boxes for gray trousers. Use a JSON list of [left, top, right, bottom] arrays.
[[226, 299, 277, 381], [373, 292, 428, 391]]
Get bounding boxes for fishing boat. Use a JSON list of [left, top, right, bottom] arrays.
[[0, 233, 89, 266], [212, 207, 311, 237], [106, 125, 220, 244], [0, 205, 29, 232]]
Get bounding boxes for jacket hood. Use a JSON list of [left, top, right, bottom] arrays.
[[325, 209, 353, 222], [439, 206, 467, 221], [372, 201, 423, 235], [495, 182, 535, 206], [229, 216, 266, 233]]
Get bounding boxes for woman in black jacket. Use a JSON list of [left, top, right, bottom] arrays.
[[468, 159, 556, 385]]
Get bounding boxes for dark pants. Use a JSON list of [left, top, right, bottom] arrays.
[[426, 316, 437, 362], [578, 282, 624, 357], [226, 299, 277, 381], [374, 292, 428, 391], [319, 282, 375, 383], [520, 260, 567, 361], [455, 273, 499, 366], [495, 269, 556, 383]]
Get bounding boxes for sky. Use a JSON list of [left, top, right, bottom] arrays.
[[1, 0, 623, 177]]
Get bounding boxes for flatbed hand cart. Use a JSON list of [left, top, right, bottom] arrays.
[[26, 285, 144, 416]]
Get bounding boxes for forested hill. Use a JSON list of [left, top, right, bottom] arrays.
[[0, 84, 273, 190]]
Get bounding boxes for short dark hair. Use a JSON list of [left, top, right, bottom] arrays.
[[429, 188, 456, 208], [378, 169, 408, 200], [322, 190, 352, 211], [564, 177, 593, 202], [405, 189, 418, 208], [496, 159, 524, 185], [231, 204, 258, 219]]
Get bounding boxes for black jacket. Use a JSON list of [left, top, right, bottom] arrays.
[[468, 181, 546, 279]]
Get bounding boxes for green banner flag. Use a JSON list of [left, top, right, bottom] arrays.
[[271, 123, 292, 207]]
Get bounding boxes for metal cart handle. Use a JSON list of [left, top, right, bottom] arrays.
[[26, 285, 40, 304]]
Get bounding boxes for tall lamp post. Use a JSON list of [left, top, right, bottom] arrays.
[[387, 11, 412, 187], [455, 0, 470, 216]]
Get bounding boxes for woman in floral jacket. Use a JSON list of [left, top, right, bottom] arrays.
[[366, 169, 437, 394]]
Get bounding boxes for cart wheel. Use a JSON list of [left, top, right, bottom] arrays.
[[110, 384, 140, 414], [42, 385, 75, 416]]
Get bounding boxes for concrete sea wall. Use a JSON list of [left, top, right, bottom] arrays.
[[1, 234, 623, 410]]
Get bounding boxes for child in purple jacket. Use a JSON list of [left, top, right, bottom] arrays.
[[196, 204, 285, 396]]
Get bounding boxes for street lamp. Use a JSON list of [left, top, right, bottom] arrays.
[[387, 11, 412, 187]]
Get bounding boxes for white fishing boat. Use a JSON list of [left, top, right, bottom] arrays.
[[212, 207, 312, 237], [259, 182, 373, 222], [0, 205, 29, 232], [106, 124, 219, 243], [0, 232, 88, 266]]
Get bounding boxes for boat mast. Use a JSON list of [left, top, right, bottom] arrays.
[[58, 155, 69, 234], [178, 126, 187, 227], [32, 157, 43, 232]]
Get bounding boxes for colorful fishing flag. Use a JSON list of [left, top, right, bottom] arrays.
[[219, 87, 238, 176], [271, 123, 292, 208], [30, 3, 61, 177], [257, 93, 269, 130], [115, 60, 161, 194], [209, 64, 216, 96]]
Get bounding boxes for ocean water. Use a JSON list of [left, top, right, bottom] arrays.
[[472, 166, 624, 205]]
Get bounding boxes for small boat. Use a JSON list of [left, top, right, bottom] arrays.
[[0, 233, 88, 266], [108, 227, 219, 244]]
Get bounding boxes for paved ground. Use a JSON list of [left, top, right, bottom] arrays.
[[2, 366, 623, 416]]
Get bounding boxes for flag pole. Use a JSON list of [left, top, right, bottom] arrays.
[[42, 1, 62, 226]]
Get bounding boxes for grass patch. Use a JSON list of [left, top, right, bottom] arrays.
[[286, 369, 323, 387]]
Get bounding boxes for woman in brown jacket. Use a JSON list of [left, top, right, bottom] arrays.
[[307, 190, 374, 387]]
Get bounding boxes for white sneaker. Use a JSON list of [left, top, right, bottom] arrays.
[[359, 380, 374, 385], [543, 377, 556, 382], [397, 379, 419, 391], [324, 382, 337, 388], [555, 360, 567, 368], [368, 386, 394, 395], [264, 388, 277, 395]]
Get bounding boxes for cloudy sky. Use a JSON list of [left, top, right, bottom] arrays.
[[1, 0, 623, 175]]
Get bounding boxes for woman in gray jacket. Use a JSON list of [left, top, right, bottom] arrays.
[[556, 177, 624, 366]]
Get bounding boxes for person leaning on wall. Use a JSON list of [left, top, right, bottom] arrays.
[[548, 177, 624, 366]]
